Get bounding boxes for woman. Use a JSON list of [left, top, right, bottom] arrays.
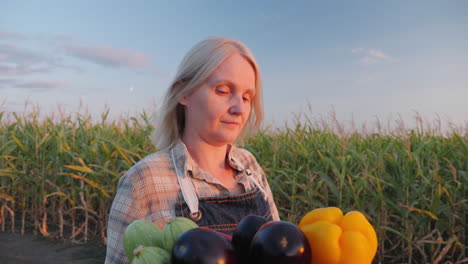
[[105, 37, 280, 263]]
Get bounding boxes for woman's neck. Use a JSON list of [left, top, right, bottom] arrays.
[[181, 136, 231, 175]]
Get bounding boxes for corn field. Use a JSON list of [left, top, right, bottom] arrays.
[[0, 109, 466, 263]]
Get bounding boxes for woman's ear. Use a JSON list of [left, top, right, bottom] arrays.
[[174, 80, 188, 105], [179, 96, 188, 106]]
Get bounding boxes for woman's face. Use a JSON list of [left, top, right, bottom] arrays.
[[180, 53, 256, 146]]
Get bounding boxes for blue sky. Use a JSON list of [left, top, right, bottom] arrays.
[[1, 1, 467, 131]]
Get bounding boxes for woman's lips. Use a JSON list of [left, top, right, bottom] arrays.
[[222, 121, 240, 125]]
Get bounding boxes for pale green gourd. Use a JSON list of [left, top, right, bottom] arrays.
[[162, 217, 199, 252], [132, 246, 170, 264], [123, 220, 164, 261]]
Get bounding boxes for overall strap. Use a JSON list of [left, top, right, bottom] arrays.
[[171, 148, 200, 219]]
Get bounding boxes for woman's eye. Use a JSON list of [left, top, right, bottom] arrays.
[[216, 87, 229, 94]]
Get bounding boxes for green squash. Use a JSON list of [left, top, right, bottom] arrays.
[[162, 217, 198, 252], [123, 220, 164, 261], [132, 245, 170, 264]]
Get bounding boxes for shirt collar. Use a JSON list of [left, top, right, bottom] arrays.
[[171, 139, 196, 174], [226, 144, 245, 171], [171, 139, 247, 180]]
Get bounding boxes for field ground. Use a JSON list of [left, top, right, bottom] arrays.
[[0, 232, 105, 264]]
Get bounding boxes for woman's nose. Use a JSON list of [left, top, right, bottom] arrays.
[[229, 95, 246, 115]]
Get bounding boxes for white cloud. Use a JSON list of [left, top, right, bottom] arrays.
[[62, 43, 152, 69], [359, 56, 379, 65], [369, 49, 392, 61], [0, 44, 53, 76], [0, 30, 27, 41], [0, 43, 70, 76], [352, 48, 364, 53], [354, 75, 377, 85], [14, 80, 69, 91], [0, 78, 68, 91], [1, 30, 165, 79], [0, 78, 18, 89], [0, 44, 44, 65], [352, 48, 395, 65]]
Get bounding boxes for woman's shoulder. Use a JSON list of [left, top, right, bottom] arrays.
[[119, 148, 174, 184], [132, 148, 173, 170], [140, 148, 173, 165]]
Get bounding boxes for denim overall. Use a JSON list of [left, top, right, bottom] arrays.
[[171, 148, 273, 235]]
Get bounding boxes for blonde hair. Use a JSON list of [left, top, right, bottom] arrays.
[[152, 37, 263, 150]]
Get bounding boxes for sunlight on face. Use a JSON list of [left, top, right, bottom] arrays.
[[180, 53, 256, 146]]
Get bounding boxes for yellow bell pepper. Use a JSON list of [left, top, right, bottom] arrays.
[[299, 207, 377, 264]]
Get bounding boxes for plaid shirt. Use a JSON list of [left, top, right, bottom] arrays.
[[104, 140, 280, 264]]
